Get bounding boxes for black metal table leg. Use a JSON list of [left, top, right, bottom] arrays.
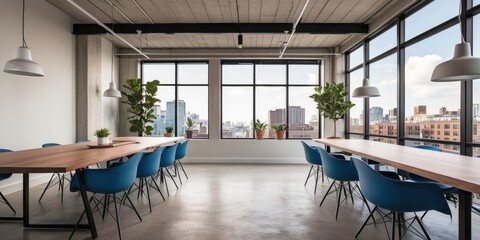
[[459, 190, 472, 240], [23, 173, 29, 227], [75, 169, 98, 239]]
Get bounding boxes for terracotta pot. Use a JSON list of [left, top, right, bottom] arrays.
[[186, 130, 193, 139], [255, 130, 265, 140], [275, 130, 285, 140], [164, 133, 173, 137]]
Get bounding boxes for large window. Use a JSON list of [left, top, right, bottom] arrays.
[[345, 0, 480, 156], [142, 62, 209, 138], [221, 61, 320, 139], [348, 68, 364, 134]]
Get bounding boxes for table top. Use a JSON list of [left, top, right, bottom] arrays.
[[314, 139, 480, 193], [0, 137, 184, 173]]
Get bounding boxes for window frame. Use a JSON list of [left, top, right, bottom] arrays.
[[140, 60, 210, 139], [220, 60, 322, 140]]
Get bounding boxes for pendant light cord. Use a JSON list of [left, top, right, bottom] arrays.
[[459, 0, 465, 43], [110, 2, 115, 84], [22, 0, 27, 48], [235, 0, 240, 34]]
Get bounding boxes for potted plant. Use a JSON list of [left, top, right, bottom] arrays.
[[309, 82, 355, 139], [185, 117, 195, 139], [255, 119, 268, 140], [164, 127, 174, 137], [271, 124, 288, 140], [121, 79, 161, 136], [94, 128, 111, 146]]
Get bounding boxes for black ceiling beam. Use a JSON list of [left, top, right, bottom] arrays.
[[72, 23, 368, 35]]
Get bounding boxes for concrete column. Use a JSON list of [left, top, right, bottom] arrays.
[[209, 58, 221, 140]]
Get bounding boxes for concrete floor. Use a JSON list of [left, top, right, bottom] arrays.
[[0, 164, 478, 240]]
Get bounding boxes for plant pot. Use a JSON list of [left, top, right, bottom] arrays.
[[97, 137, 109, 146], [327, 136, 342, 139], [255, 130, 265, 140], [186, 130, 193, 139], [164, 133, 173, 137], [275, 130, 285, 140]]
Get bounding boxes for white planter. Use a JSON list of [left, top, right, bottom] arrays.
[[97, 137, 110, 146]]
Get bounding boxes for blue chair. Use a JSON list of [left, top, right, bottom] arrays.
[[316, 147, 372, 220], [39, 143, 68, 203], [159, 143, 180, 196], [136, 147, 166, 213], [352, 157, 451, 240], [69, 152, 144, 240], [0, 149, 16, 214], [174, 140, 189, 184]]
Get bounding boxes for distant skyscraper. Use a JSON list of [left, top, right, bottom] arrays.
[[369, 107, 383, 122], [268, 106, 305, 125], [166, 100, 186, 136], [474, 104, 480, 118], [414, 105, 427, 116], [439, 107, 447, 115], [388, 108, 397, 117]]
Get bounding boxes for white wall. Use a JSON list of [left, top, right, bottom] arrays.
[[0, 0, 75, 194]]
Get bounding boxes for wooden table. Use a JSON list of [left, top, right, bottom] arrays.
[[0, 136, 184, 239], [314, 138, 479, 240]]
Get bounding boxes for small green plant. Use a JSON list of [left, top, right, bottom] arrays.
[[165, 126, 174, 133], [185, 117, 196, 130], [94, 128, 111, 138], [310, 82, 355, 138], [271, 124, 288, 131], [255, 119, 268, 130]]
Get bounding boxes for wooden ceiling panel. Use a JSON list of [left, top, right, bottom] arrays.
[[260, 0, 280, 22]]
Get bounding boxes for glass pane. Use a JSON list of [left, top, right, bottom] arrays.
[[473, 15, 480, 144], [349, 68, 364, 133], [349, 134, 363, 139], [143, 63, 175, 84], [369, 25, 396, 59], [177, 63, 208, 84], [405, 25, 460, 141], [369, 136, 396, 144], [256, 87, 286, 138], [256, 64, 286, 84], [288, 64, 319, 85], [349, 46, 364, 69], [153, 86, 175, 136], [177, 86, 208, 139], [369, 54, 397, 136], [222, 64, 253, 84], [222, 87, 253, 138], [288, 87, 319, 139], [405, 0, 458, 41], [475, 0, 480, 7], [405, 140, 460, 155]]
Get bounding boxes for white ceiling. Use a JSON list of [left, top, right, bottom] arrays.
[[46, 0, 397, 49]]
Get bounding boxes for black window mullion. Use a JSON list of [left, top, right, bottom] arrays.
[[363, 42, 369, 140], [253, 63, 256, 139], [286, 63, 289, 139], [174, 63, 178, 137], [462, 0, 474, 156], [398, 15, 406, 146]]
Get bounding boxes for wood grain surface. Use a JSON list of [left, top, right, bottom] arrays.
[[0, 137, 184, 173]]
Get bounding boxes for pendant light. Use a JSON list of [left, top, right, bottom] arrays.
[[103, 4, 121, 98], [237, 34, 243, 49], [352, 63, 380, 98], [431, 1, 480, 82], [4, 0, 44, 77], [235, 0, 243, 49]]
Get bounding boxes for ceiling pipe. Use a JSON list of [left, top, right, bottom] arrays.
[[132, 0, 155, 24], [67, 0, 149, 59], [104, 0, 134, 24], [279, 0, 310, 58]]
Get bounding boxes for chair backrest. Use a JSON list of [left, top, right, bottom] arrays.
[[71, 152, 143, 194], [300, 141, 322, 165], [175, 140, 189, 160], [351, 157, 451, 215], [0, 149, 13, 180], [414, 145, 442, 152], [76, 139, 89, 143], [160, 143, 179, 168], [137, 147, 165, 178], [316, 147, 358, 181], [0, 149, 13, 153], [42, 143, 60, 148]]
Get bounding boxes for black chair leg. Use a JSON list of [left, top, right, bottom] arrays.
[[397, 212, 402, 240], [0, 191, 16, 214], [347, 182, 354, 204], [320, 180, 336, 207], [163, 169, 170, 197], [358, 188, 376, 224], [145, 178, 152, 213], [415, 214, 431, 240], [335, 183, 344, 220], [69, 196, 94, 240], [166, 168, 179, 190], [321, 166, 324, 183], [392, 212, 396, 240], [123, 192, 142, 222], [38, 173, 56, 202], [102, 194, 109, 220], [314, 166, 319, 194], [113, 193, 122, 240], [304, 165, 313, 186], [177, 164, 183, 185], [355, 206, 378, 239], [178, 160, 188, 179], [150, 176, 166, 201]]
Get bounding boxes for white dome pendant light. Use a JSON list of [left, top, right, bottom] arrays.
[[352, 63, 380, 98], [103, 4, 121, 98], [4, 0, 44, 77], [431, 1, 480, 82]]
